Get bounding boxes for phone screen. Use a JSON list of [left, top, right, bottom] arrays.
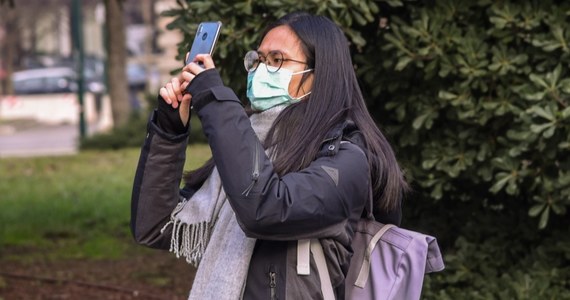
[[186, 21, 222, 65]]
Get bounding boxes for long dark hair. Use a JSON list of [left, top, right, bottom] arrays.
[[185, 12, 408, 212]]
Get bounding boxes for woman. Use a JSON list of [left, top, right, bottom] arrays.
[[131, 12, 407, 299]]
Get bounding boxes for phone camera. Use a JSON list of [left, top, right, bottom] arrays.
[[202, 32, 208, 40]]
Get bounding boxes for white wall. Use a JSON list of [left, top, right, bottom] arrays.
[[0, 93, 113, 131]]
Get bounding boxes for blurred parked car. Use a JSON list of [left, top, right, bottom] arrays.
[[12, 67, 78, 94], [55, 56, 106, 94], [12, 66, 106, 95], [11, 59, 149, 95]]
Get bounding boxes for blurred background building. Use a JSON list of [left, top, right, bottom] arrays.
[[0, 0, 183, 131]]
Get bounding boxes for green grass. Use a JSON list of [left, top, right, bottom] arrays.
[[0, 145, 211, 260]]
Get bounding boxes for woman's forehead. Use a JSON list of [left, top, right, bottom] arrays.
[[258, 25, 303, 57]]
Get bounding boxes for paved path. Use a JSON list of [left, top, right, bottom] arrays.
[[0, 93, 113, 158], [0, 123, 80, 158]]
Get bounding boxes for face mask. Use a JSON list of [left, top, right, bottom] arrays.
[[246, 63, 313, 111]]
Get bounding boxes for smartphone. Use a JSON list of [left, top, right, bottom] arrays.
[[186, 21, 222, 65]]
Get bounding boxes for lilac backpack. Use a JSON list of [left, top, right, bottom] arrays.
[[342, 218, 445, 299], [298, 142, 445, 299], [299, 211, 445, 299]]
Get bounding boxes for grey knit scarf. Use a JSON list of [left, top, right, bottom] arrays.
[[161, 105, 285, 300]]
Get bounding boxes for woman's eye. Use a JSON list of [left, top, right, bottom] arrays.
[[269, 57, 282, 65]]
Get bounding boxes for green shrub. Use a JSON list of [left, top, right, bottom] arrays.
[[369, 0, 570, 230], [369, 1, 570, 297], [79, 110, 148, 150], [80, 94, 206, 150]]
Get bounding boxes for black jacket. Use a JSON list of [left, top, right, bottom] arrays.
[[131, 69, 401, 299]]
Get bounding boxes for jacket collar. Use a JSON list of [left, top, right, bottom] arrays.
[[317, 120, 365, 158]]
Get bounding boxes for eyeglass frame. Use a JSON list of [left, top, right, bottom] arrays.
[[244, 50, 308, 73]]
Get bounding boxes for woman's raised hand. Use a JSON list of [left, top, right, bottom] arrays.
[[159, 54, 216, 127]]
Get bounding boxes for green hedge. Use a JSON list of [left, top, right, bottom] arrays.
[[80, 94, 206, 150], [372, 1, 570, 298], [372, 0, 570, 229], [159, 0, 570, 298]]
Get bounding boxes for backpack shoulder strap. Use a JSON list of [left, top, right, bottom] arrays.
[[297, 239, 311, 275], [296, 239, 335, 300], [354, 223, 396, 288], [311, 239, 335, 300]]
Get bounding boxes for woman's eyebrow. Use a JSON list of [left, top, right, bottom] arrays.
[[257, 49, 291, 57]]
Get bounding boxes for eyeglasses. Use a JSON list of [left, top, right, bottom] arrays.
[[244, 50, 307, 73]]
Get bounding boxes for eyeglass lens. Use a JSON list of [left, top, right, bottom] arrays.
[[244, 50, 284, 73]]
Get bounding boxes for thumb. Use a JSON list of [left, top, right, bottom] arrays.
[[179, 93, 192, 127]]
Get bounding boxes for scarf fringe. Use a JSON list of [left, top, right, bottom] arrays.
[[161, 200, 211, 267]]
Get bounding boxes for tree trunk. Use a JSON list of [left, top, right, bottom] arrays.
[[104, 0, 130, 127], [1, 7, 18, 95], [142, 0, 154, 62]]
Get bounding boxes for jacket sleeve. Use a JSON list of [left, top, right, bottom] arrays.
[[130, 110, 190, 249], [189, 70, 369, 244]]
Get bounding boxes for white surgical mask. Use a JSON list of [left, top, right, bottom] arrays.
[[246, 63, 312, 111]]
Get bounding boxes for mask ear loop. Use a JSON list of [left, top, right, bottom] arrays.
[[291, 69, 314, 99], [292, 91, 311, 101]]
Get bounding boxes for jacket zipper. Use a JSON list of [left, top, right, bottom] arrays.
[[269, 268, 277, 300], [242, 143, 260, 197]]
